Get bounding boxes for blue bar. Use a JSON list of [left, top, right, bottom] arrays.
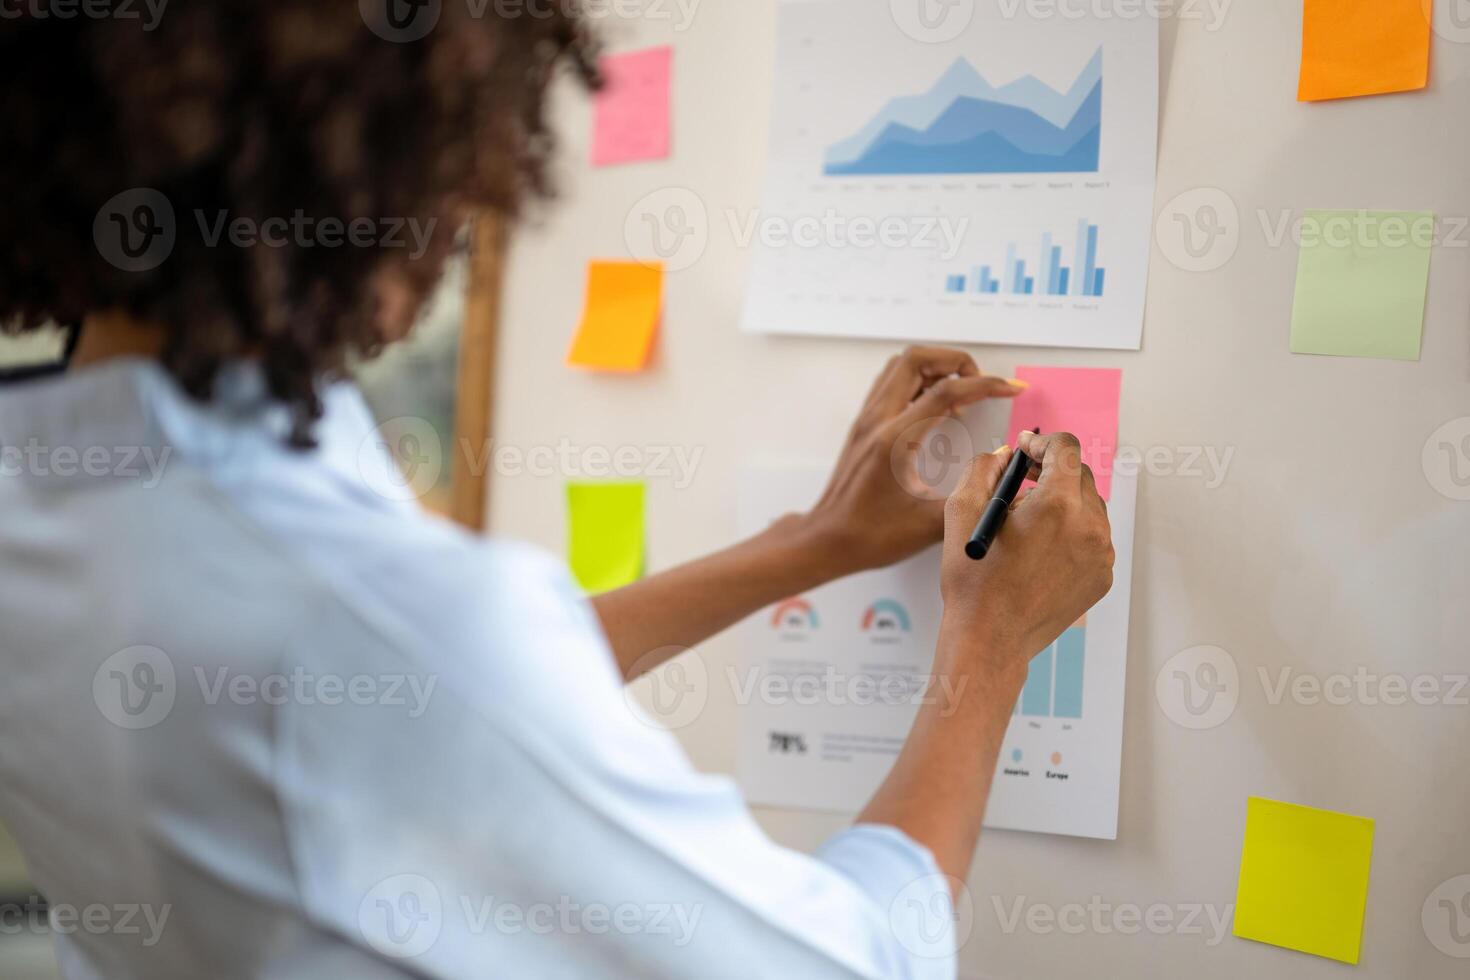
[[1023, 276, 1034, 294], [1093, 268, 1106, 296], [1053, 627, 1085, 718], [1014, 261, 1027, 295], [986, 281, 999, 294], [1020, 647, 1053, 717], [1082, 224, 1099, 297], [945, 275, 964, 293], [1073, 220, 1089, 296], [971, 267, 983, 294], [1047, 247, 1062, 295], [979, 265, 993, 293], [1058, 268, 1070, 294]]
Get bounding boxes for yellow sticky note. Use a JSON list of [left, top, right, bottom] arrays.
[[1298, 0, 1431, 102], [566, 261, 663, 371], [566, 482, 645, 594], [1234, 797, 1375, 964]]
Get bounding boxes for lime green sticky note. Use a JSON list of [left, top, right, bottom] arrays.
[[1290, 209, 1432, 361], [566, 482, 645, 594], [1233, 797, 1375, 964]]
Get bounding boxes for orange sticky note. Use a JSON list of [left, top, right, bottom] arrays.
[[1298, 0, 1432, 102], [566, 261, 663, 372]]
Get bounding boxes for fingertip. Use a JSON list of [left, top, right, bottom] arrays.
[[975, 376, 1025, 400]]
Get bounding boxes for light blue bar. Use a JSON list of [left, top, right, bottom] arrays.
[[1004, 243, 1018, 292], [1053, 627, 1085, 718], [979, 265, 992, 292], [1082, 224, 1099, 297], [1020, 647, 1053, 717], [1039, 233, 1053, 293], [1048, 247, 1062, 294]]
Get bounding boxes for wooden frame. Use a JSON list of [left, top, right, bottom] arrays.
[[447, 216, 506, 532]]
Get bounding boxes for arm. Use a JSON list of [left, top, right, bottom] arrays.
[[594, 346, 1026, 680], [858, 431, 1115, 883], [591, 513, 848, 679]]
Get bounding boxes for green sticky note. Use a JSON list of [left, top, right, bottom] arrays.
[[566, 482, 645, 594], [1233, 797, 1375, 965], [1290, 209, 1432, 361]]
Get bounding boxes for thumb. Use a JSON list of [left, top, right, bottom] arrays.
[[945, 448, 1011, 527]]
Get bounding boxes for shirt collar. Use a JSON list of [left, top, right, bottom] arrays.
[[0, 358, 411, 511]]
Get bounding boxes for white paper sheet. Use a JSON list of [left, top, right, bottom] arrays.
[[742, 0, 1158, 351], [735, 465, 1137, 840]]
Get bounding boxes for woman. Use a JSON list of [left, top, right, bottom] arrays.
[[0, 4, 1113, 978]]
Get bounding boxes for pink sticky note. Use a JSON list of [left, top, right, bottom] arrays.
[[1005, 366, 1122, 500], [592, 46, 672, 167]]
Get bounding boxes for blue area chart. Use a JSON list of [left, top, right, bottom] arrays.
[[824, 49, 1102, 176]]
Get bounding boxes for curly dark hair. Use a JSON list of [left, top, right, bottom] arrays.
[[0, 0, 599, 442]]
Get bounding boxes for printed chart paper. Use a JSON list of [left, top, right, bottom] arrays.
[[734, 465, 1138, 839], [742, 1, 1158, 350]]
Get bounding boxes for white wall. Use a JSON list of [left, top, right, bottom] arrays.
[[490, 2, 1470, 976]]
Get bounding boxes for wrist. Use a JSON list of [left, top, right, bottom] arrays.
[[745, 512, 857, 598], [780, 509, 865, 582], [935, 611, 1030, 692]]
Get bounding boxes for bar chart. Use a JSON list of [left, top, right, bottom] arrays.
[[1016, 625, 1086, 719], [944, 220, 1106, 299]]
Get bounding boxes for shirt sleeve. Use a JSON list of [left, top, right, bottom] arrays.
[[817, 825, 959, 971], [272, 538, 959, 980]]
